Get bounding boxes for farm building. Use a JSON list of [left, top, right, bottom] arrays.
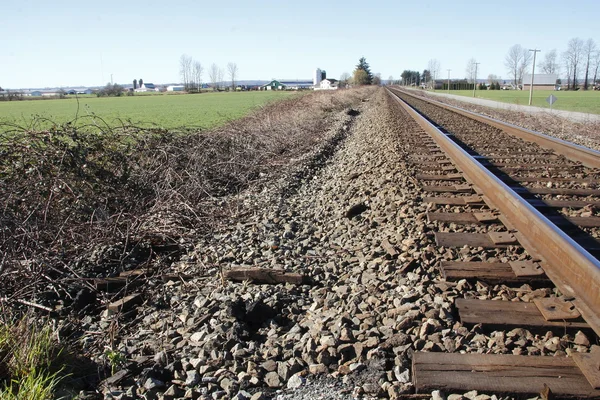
[[260, 80, 286, 90], [315, 78, 338, 90], [135, 82, 158, 92], [522, 74, 558, 90], [280, 80, 313, 90], [167, 85, 185, 92]]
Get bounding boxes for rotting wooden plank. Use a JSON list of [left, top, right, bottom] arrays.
[[423, 196, 485, 206], [415, 173, 463, 181], [107, 293, 142, 315], [440, 261, 547, 283], [427, 212, 498, 224], [422, 185, 473, 193], [224, 267, 306, 285], [434, 232, 518, 248], [412, 352, 600, 398], [456, 298, 589, 329], [94, 277, 136, 292]]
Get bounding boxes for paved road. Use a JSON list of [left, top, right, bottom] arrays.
[[416, 90, 600, 124]]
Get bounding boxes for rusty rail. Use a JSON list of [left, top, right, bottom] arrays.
[[387, 88, 600, 336], [390, 87, 600, 169]]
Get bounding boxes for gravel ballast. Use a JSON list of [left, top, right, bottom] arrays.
[[92, 88, 593, 400]]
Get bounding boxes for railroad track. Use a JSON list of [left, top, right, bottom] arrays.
[[386, 87, 600, 398]]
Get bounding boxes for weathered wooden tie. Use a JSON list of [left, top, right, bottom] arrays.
[[440, 261, 547, 283], [434, 232, 519, 248], [456, 298, 589, 330], [412, 352, 600, 398]]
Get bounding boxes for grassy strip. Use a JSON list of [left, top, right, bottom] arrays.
[[432, 89, 600, 114]]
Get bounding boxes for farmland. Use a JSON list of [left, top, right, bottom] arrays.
[[436, 89, 600, 114], [0, 91, 296, 132]]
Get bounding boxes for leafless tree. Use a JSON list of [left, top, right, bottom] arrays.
[[388, 75, 394, 85], [593, 51, 600, 87], [208, 63, 219, 91], [465, 58, 477, 83], [218, 67, 224, 90], [227, 62, 238, 90], [504, 44, 531, 86], [179, 54, 193, 90], [428, 59, 441, 86], [193, 61, 203, 91], [562, 50, 573, 89], [583, 38, 597, 90], [564, 37, 584, 89], [487, 74, 499, 85], [540, 49, 558, 75]]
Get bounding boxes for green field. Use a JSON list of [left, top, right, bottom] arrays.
[[434, 89, 600, 114], [0, 91, 295, 132]]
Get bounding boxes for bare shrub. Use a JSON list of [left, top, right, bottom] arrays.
[[0, 87, 374, 311]]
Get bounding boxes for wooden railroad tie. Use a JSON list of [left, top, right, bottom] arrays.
[[424, 196, 600, 209], [412, 351, 600, 398], [427, 212, 600, 228], [455, 298, 589, 330], [434, 231, 519, 248], [440, 261, 547, 284]]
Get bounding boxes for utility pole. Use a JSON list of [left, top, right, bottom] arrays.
[[473, 62, 480, 97], [111, 73, 113, 85], [528, 49, 541, 106], [447, 69, 451, 93]]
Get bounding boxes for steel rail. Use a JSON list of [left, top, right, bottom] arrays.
[[387, 88, 600, 336], [390, 87, 600, 169]]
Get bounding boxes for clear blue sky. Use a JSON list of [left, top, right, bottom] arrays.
[[1, 0, 598, 88]]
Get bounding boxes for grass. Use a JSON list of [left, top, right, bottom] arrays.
[[0, 91, 296, 132], [0, 319, 66, 399], [433, 89, 600, 114]]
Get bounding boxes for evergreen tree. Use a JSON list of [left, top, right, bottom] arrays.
[[355, 57, 373, 84]]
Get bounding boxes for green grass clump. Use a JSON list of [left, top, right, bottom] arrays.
[[435, 89, 600, 114], [0, 319, 66, 399]]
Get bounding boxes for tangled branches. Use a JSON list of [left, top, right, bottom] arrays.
[[0, 87, 374, 313]]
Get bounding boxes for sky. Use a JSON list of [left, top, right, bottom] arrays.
[[1, 0, 598, 89]]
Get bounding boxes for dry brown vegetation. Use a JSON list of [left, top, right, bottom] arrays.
[[0, 88, 373, 316]]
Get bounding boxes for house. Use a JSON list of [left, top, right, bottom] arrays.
[[522, 74, 558, 90], [315, 78, 338, 90], [167, 85, 185, 92], [260, 80, 286, 90]]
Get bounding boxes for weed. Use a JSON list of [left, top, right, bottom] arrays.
[[0, 318, 66, 399]]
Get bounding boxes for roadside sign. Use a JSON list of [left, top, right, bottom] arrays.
[[546, 94, 557, 112]]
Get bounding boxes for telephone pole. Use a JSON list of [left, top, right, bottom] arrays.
[[447, 69, 451, 93], [528, 49, 541, 106], [472, 62, 480, 97]]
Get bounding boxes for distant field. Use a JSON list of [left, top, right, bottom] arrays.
[[0, 91, 295, 132], [434, 89, 600, 114]]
